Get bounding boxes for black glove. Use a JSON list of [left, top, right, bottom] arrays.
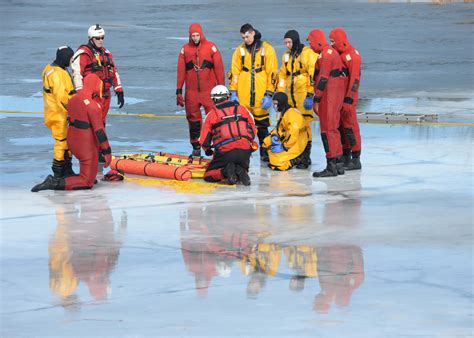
[[116, 91, 124, 108], [205, 148, 214, 156]]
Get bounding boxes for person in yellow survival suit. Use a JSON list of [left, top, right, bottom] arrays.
[[229, 23, 278, 162], [262, 92, 311, 171], [42, 46, 76, 178], [276, 30, 318, 169]]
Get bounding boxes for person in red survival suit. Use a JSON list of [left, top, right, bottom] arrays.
[[71, 24, 124, 123], [177, 23, 225, 157], [329, 28, 362, 171], [31, 74, 112, 192], [307, 29, 345, 178], [200, 85, 258, 186]]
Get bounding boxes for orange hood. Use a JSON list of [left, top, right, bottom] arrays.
[[329, 28, 351, 53], [188, 23, 206, 45], [307, 29, 329, 54], [82, 74, 102, 99]]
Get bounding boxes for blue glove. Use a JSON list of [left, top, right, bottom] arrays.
[[270, 135, 285, 153], [303, 97, 313, 110], [261, 94, 272, 110], [230, 91, 239, 103]]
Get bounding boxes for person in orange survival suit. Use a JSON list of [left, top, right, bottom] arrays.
[[176, 23, 225, 157], [307, 29, 345, 178], [329, 28, 362, 171], [313, 245, 365, 314], [200, 85, 258, 186], [31, 74, 112, 192], [71, 24, 124, 123]]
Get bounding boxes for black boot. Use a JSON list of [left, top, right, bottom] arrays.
[[336, 156, 345, 175], [222, 163, 237, 185], [51, 159, 65, 178], [190, 142, 201, 157], [313, 158, 338, 178], [235, 165, 251, 186], [342, 149, 352, 169], [346, 151, 362, 170], [260, 147, 269, 162], [31, 175, 65, 192], [296, 142, 312, 169], [63, 152, 77, 177]]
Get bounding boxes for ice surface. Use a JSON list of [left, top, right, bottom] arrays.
[[1, 113, 473, 337]]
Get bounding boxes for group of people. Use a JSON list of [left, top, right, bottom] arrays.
[[32, 22, 362, 192], [179, 23, 362, 186]]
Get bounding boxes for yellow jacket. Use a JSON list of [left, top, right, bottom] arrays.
[[284, 245, 318, 278], [229, 41, 278, 120], [263, 107, 311, 170], [42, 63, 74, 128], [277, 46, 318, 119]]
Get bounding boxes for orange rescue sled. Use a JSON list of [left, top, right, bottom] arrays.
[[111, 158, 192, 181]]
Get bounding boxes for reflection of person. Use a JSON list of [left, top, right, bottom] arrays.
[[32, 74, 112, 192], [307, 29, 345, 177], [48, 195, 127, 308], [229, 23, 278, 162], [42, 46, 76, 178], [176, 23, 225, 156], [244, 243, 281, 298], [277, 30, 319, 168], [71, 24, 124, 123], [262, 92, 311, 171], [200, 85, 257, 185], [314, 245, 365, 314], [329, 28, 362, 171], [284, 245, 318, 292]]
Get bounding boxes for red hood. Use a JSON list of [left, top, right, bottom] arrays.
[[188, 23, 206, 45], [82, 73, 102, 98], [329, 28, 351, 53], [307, 29, 329, 54]]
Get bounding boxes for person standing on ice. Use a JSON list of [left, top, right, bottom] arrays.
[[71, 24, 124, 123], [200, 85, 258, 186], [228, 23, 278, 162], [32, 74, 112, 192], [276, 30, 319, 169], [329, 28, 362, 171], [176, 23, 225, 157], [307, 29, 345, 177], [41, 46, 76, 178]]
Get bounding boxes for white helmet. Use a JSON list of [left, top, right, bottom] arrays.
[[88, 24, 105, 39], [210, 85, 230, 103]]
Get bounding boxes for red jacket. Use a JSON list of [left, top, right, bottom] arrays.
[[177, 23, 225, 93], [67, 74, 111, 154], [200, 100, 257, 153], [307, 30, 344, 104], [329, 28, 362, 108], [71, 42, 123, 95]]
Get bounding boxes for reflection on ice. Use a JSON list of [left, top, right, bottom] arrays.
[[47, 194, 127, 309]]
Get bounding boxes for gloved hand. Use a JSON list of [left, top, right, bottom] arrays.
[[176, 94, 185, 107], [342, 103, 353, 112], [230, 91, 239, 103], [205, 148, 214, 156], [270, 134, 285, 153], [103, 152, 112, 168], [116, 91, 124, 108], [261, 94, 272, 110], [303, 96, 313, 110]]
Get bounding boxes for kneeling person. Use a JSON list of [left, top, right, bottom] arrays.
[[200, 85, 258, 186], [32, 74, 112, 192], [262, 92, 311, 171]]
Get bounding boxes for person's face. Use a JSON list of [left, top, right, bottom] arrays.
[[273, 100, 279, 111], [330, 38, 335, 46], [284, 38, 293, 50], [241, 30, 255, 46], [191, 32, 200, 44], [93, 36, 104, 48]]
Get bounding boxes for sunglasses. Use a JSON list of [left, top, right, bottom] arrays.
[[94, 36, 105, 40]]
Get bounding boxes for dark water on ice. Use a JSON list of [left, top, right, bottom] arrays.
[[0, 0, 473, 118]]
